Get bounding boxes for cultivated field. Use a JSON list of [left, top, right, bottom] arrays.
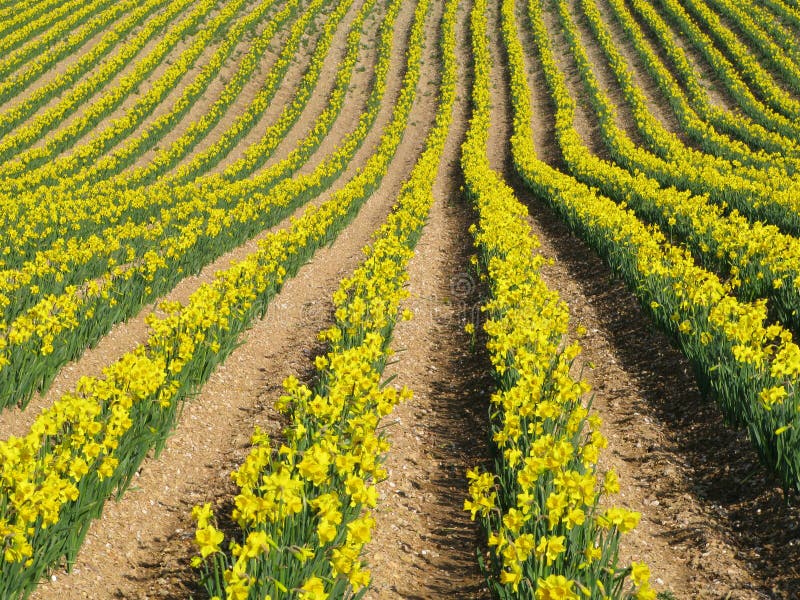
[[2, 0, 800, 598]]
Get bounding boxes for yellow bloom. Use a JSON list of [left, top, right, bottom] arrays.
[[299, 576, 328, 600], [630, 561, 651, 587], [195, 525, 224, 558], [535, 574, 579, 600]]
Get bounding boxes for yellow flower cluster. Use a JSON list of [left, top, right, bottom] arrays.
[[0, 349, 163, 599], [553, 0, 800, 247], [0, 0, 384, 412], [682, 0, 800, 121], [551, 0, 800, 332], [618, 0, 799, 163], [0, 0, 373, 280], [0, 0, 214, 179], [0, 0, 169, 149], [0, 0, 358, 268], [0, 0, 135, 106], [0, 0, 97, 65], [125, 0, 315, 187], [191, 0, 459, 597], [462, 1, 652, 598], [518, 0, 800, 490], [1, 0, 430, 593], [657, 0, 800, 143], [45, 0, 277, 187]]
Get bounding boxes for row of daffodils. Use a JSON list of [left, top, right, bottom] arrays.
[[0, 0, 419, 594], [461, 0, 653, 598], [0, 0, 380, 411], [550, 0, 800, 333], [517, 0, 800, 490], [190, 1, 457, 596]]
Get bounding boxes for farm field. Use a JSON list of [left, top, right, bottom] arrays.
[[3, 0, 800, 598]]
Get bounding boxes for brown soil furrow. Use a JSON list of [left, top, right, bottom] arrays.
[[365, 0, 490, 597], [26, 0, 440, 594]]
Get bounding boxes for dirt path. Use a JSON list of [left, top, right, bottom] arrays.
[[365, 1, 490, 598], [26, 0, 442, 595]]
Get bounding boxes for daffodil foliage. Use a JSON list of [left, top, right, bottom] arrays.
[[0, 0, 378, 412], [513, 0, 800, 493]]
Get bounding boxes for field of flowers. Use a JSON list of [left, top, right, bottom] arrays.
[[2, 0, 800, 597]]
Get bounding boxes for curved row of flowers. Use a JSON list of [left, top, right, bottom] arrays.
[[0, 0, 178, 149], [569, 0, 800, 234], [516, 0, 800, 491], [0, 0, 423, 594], [546, 0, 800, 331], [15, 0, 291, 190], [0, 0, 100, 61], [618, 0, 800, 163], [651, 0, 800, 144], [680, 0, 800, 120], [0, 0, 363, 280], [0, 0, 219, 174], [190, 1, 457, 596], [0, 0, 299, 189], [461, 0, 653, 598], [0, 0, 135, 100], [0, 0, 380, 411], [0, 0, 336, 291], [0, 0, 368, 269]]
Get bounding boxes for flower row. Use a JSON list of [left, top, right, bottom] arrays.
[[0, 0, 420, 590], [0, 0, 386, 412], [461, 1, 652, 598], [192, 2, 457, 596], [519, 0, 800, 492]]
